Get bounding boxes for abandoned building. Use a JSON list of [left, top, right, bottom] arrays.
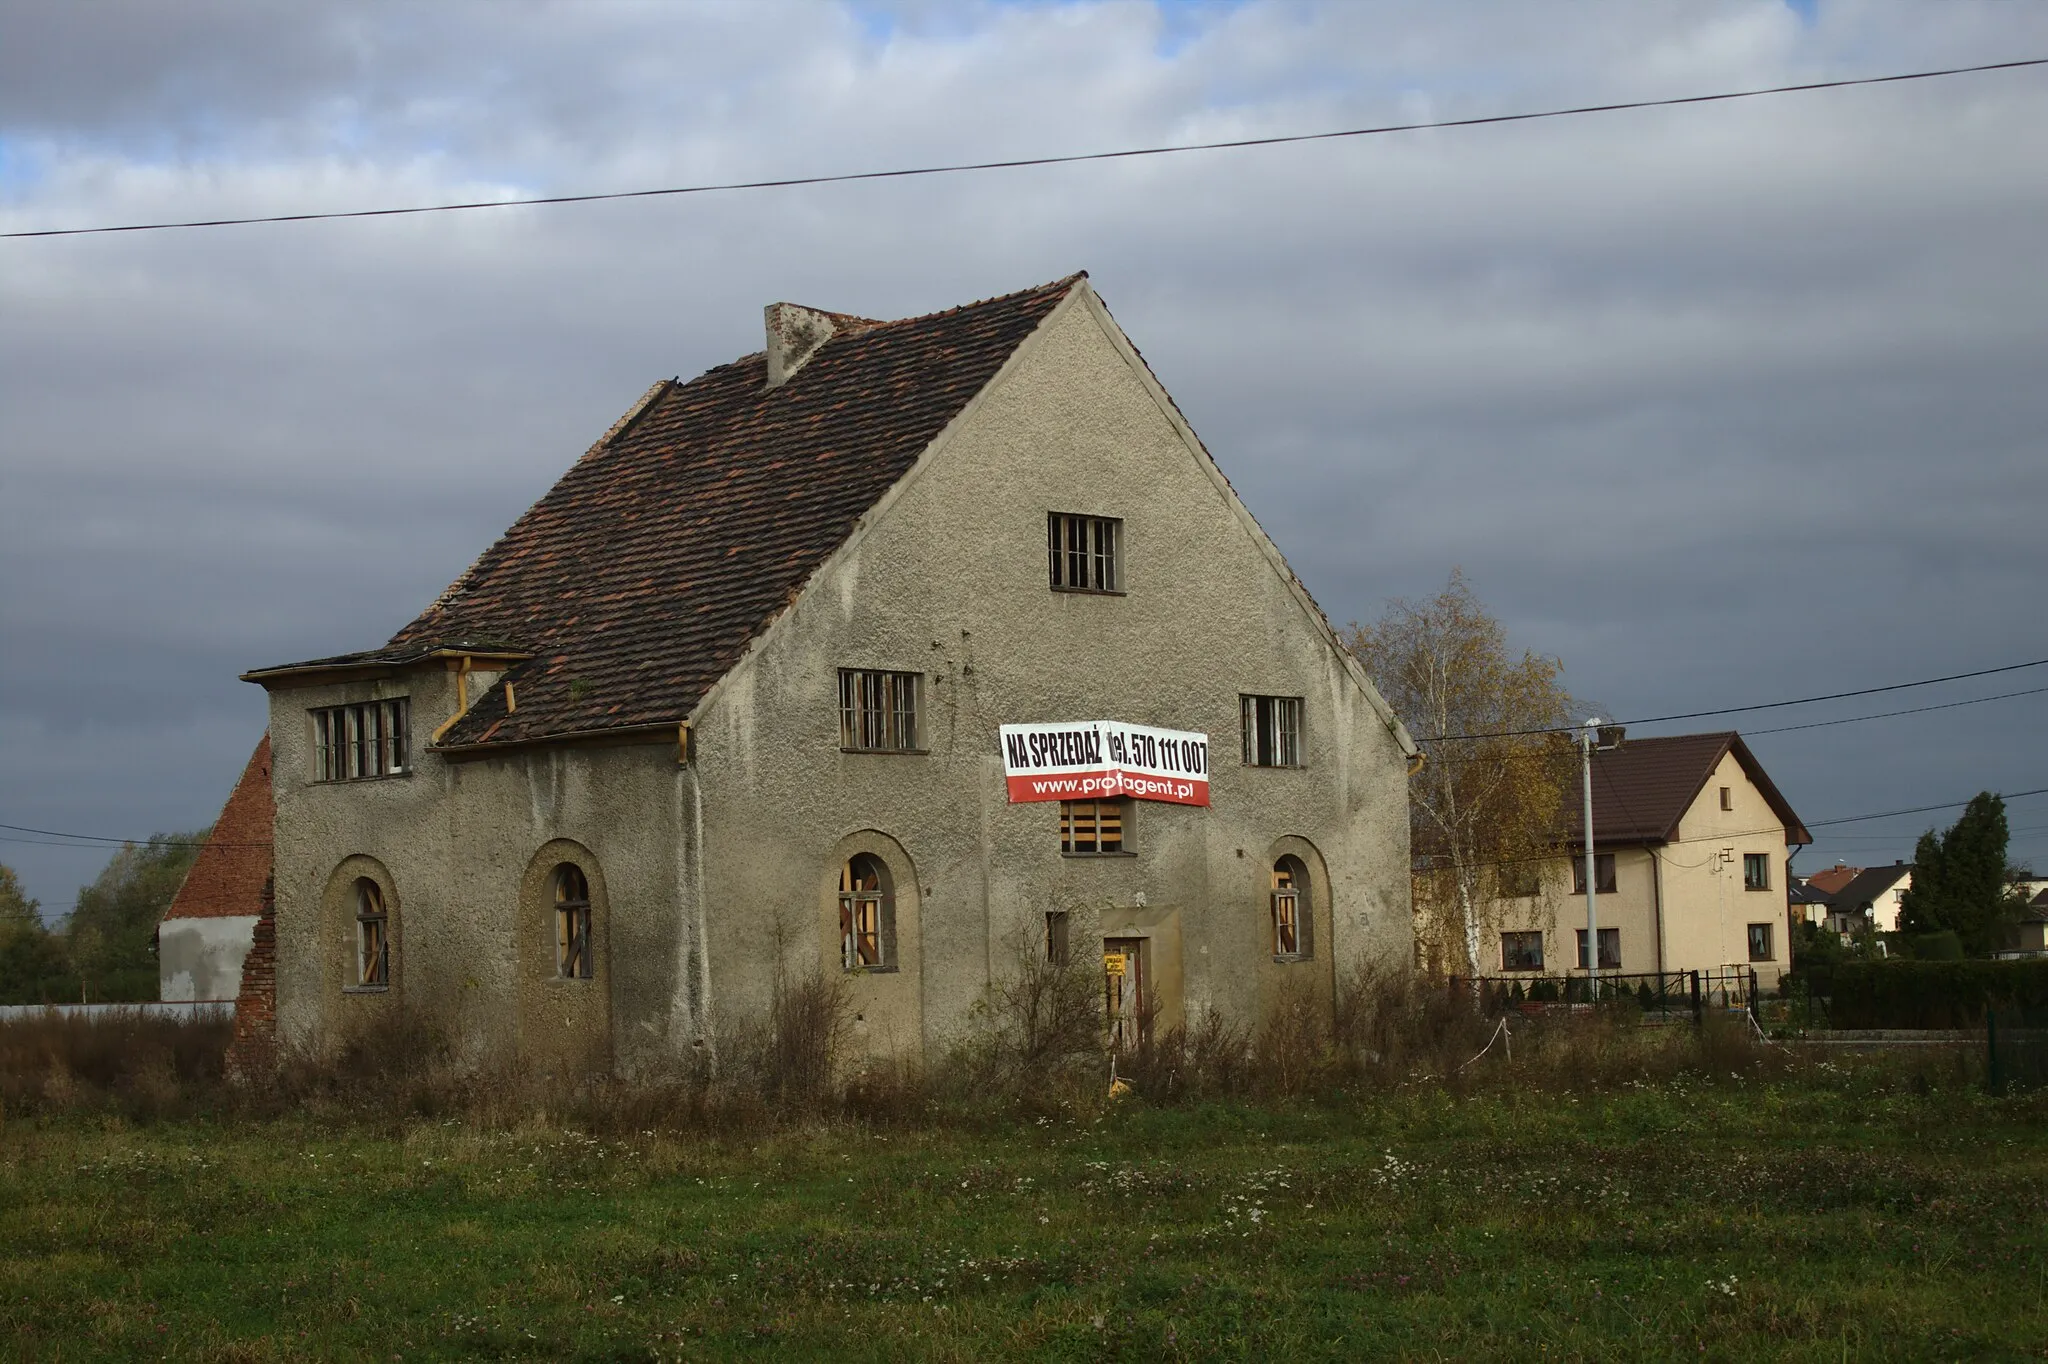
[[238, 273, 1419, 1075]]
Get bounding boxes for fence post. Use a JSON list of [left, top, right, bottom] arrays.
[[1987, 1009, 2002, 1096], [1690, 971, 1702, 1028], [1748, 968, 1760, 1025]]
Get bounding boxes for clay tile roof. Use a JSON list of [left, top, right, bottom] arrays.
[[1565, 731, 1810, 849], [1807, 865, 1862, 895], [162, 737, 273, 921], [390, 273, 1084, 749]]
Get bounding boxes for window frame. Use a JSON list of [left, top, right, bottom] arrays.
[[1500, 930, 1545, 973], [312, 698, 411, 782], [838, 855, 896, 972], [1574, 926, 1621, 971], [1240, 694, 1304, 768], [1047, 512, 1123, 594], [1747, 922, 1775, 963], [1498, 862, 1542, 898], [1060, 798, 1129, 856], [1743, 853, 1772, 892], [554, 864, 593, 981], [837, 669, 924, 753], [353, 878, 389, 990], [1044, 911, 1070, 966], [1570, 852, 1618, 895], [1720, 785, 1733, 811], [1271, 856, 1313, 961]]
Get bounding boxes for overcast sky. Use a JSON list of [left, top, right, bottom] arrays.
[[3, 0, 2045, 919]]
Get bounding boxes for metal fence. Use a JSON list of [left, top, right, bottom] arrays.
[[1987, 1011, 2048, 1094], [1449, 969, 1761, 1025]]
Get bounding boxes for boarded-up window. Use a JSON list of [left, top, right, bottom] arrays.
[[1061, 799, 1126, 855], [555, 864, 593, 980], [1240, 695, 1302, 767], [355, 879, 389, 987], [314, 699, 410, 781], [1272, 856, 1311, 958], [838, 855, 893, 970], [1047, 513, 1121, 592], [838, 670, 921, 752]]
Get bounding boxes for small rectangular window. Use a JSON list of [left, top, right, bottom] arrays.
[[1048, 513, 1122, 592], [1045, 911, 1070, 966], [1571, 853, 1617, 895], [1240, 695, 1303, 767], [1744, 853, 1771, 891], [1720, 786, 1733, 811], [313, 699, 411, 782], [838, 669, 922, 752], [1748, 922, 1775, 962], [1575, 926, 1621, 971], [1498, 863, 1542, 898], [1060, 799, 1127, 855], [1500, 931, 1544, 972]]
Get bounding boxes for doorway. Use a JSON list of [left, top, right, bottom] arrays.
[[1103, 937, 1146, 1052]]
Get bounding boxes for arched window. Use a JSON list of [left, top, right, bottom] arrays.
[[555, 864, 593, 980], [355, 878, 389, 987], [838, 855, 894, 971], [1272, 857, 1311, 960]]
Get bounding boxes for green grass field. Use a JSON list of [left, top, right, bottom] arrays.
[[4, 1056, 2046, 1361]]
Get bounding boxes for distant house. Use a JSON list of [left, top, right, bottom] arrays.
[[1788, 877, 1833, 926], [1824, 862, 1911, 936], [1487, 732, 1811, 988], [2003, 890, 2048, 958], [158, 739, 273, 1002], [1806, 862, 1862, 898]]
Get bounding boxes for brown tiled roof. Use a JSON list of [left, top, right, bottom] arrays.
[[162, 737, 273, 921], [389, 274, 1083, 749], [1807, 865, 1862, 895], [1566, 731, 1810, 849]]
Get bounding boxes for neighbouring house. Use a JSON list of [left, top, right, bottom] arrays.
[[2002, 890, 2048, 958], [158, 738, 273, 1002], [1486, 732, 1811, 989], [240, 273, 1419, 1077], [1824, 862, 1912, 936], [1788, 877, 1833, 927]]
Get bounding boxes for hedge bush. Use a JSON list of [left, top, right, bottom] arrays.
[[1829, 958, 2048, 1029]]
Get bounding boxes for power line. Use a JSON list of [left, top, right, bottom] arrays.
[[1427, 656, 2048, 742], [6, 57, 2044, 241], [0, 825, 237, 850], [1743, 684, 2048, 737]]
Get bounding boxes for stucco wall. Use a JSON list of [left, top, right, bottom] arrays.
[[689, 290, 1414, 1060], [267, 659, 701, 1074], [158, 915, 259, 1002]]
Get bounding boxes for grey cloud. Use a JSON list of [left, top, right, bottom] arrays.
[[4, 0, 2047, 914]]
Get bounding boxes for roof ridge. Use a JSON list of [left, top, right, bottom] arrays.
[[828, 272, 1086, 334]]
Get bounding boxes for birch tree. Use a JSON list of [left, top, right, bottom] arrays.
[[1345, 571, 1575, 978]]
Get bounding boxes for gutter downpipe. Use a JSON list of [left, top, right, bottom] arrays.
[[1651, 845, 1667, 978]]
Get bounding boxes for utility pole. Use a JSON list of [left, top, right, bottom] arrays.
[[1581, 717, 1624, 1000]]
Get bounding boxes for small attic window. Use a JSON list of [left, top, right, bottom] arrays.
[[1048, 514, 1121, 593], [1720, 785, 1732, 811], [313, 700, 410, 781]]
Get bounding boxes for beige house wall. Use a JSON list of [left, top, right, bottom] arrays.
[[263, 282, 1415, 1073], [1490, 751, 1796, 986]]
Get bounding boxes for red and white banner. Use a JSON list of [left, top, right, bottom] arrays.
[[1000, 720, 1211, 806]]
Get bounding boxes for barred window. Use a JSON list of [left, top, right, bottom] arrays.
[[1048, 513, 1121, 593], [555, 864, 593, 980], [354, 879, 389, 988], [1060, 799, 1127, 855], [838, 670, 922, 752], [313, 699, 410, 781], [1241, 695, 1302, 767]]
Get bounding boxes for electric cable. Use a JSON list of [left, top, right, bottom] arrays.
[[5, 57, 2042, 240]]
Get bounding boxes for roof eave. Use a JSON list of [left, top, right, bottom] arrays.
[[240, 646, 534, 688]]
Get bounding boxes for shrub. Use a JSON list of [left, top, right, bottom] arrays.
[[1830, 959, 2048, 1029]]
